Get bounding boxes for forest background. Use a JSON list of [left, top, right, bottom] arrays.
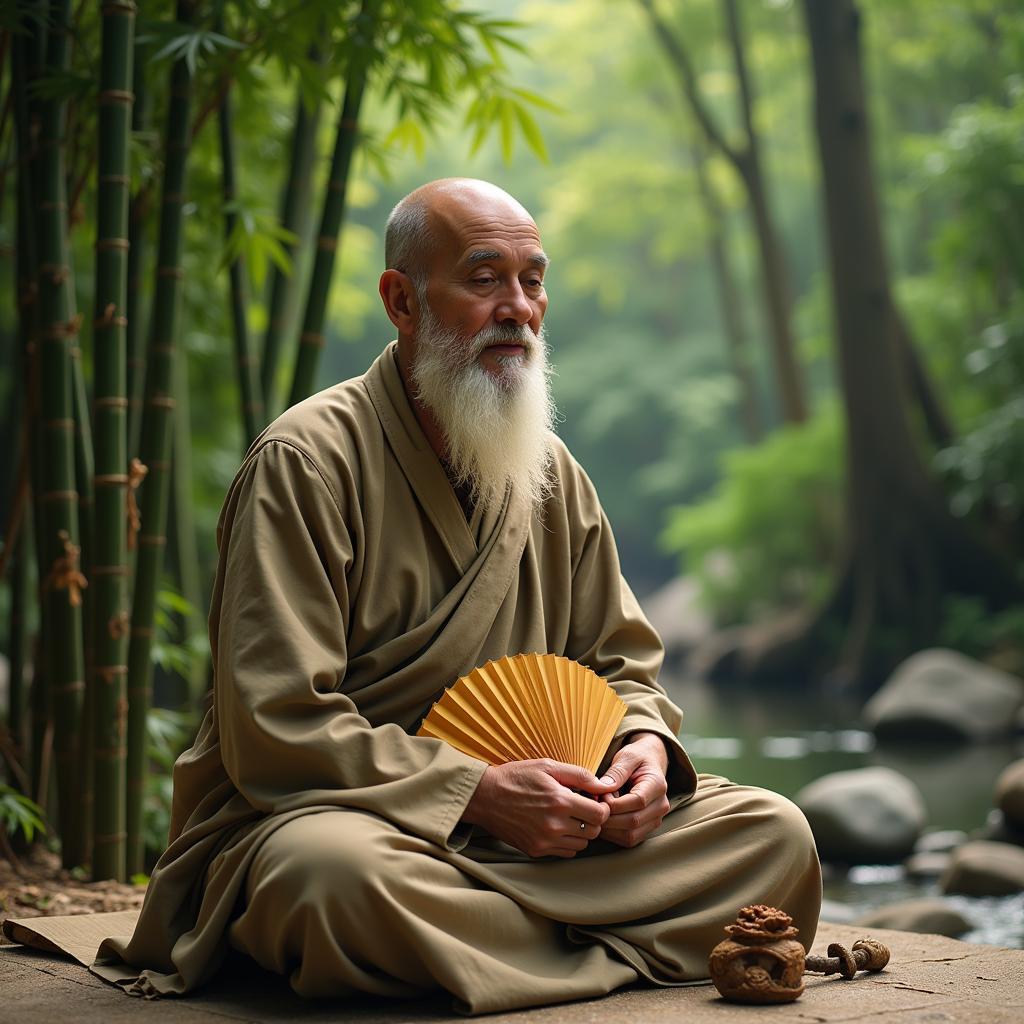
[[0, 0, 1022, 883]]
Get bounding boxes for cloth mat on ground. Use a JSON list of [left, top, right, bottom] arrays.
[[2, 910, 140, 967]]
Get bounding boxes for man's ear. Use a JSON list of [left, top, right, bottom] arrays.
[[379, 269, 419, 332]]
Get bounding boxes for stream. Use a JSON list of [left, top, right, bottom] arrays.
[[659, 672, 1024, 949]]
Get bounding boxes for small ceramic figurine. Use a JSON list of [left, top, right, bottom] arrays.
[[708, 905, 807, 1004]]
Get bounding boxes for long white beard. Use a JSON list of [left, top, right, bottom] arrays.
[[410, 307, 556, 515]]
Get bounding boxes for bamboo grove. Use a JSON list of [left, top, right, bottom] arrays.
[[0, 0, 550, 880]]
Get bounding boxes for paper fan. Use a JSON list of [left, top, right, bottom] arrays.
[[417, 653, 627, 774]]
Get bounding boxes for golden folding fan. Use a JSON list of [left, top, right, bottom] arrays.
[[417, 653, 627, 774]]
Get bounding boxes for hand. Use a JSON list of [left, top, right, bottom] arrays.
[[597, 732, 671, 848], [462, 759, 613, 858]]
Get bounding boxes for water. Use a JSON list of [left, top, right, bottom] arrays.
[[659, 673, 1024, 949]]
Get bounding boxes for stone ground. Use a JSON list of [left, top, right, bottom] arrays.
[[2, 922, 1022, 1024]]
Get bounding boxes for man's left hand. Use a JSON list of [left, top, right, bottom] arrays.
[[597, 732, 671, 848]]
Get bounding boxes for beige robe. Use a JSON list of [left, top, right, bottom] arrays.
[[94, 343, 820, 1012]]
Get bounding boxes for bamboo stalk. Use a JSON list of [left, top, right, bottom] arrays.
[[261, 57, 324, 419], [287, 4, 373, 408], [169, 347, 204, 710], [126, 36, 151, 461], [218, 81, 264, 446], [125, 0, 196, 875], [35, 0, 87, 869], [8, 36, 35, 759], [91, 0, 135, 882], [70, 333, 95, 866], [13, 4, 50, 813]]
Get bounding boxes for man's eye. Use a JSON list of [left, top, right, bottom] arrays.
[[473, 277, 496, 286]]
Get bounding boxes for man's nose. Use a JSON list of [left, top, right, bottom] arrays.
[[494, 281, 534, 325]]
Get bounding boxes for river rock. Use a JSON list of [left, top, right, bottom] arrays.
[[941, 840, 1024, 896], [995, 759, 1024, 831], [904, 850, 952, 879], [971, 809, 1024, 847], [863, 649, 1024, 741], [795, 766, 926, 864], [853, 898, 972, 938], [915, 829, 968, 854]]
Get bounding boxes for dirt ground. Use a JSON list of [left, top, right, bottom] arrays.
[[0, 847, 146, 933]]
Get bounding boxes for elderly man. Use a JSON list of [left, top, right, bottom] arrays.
[[97, 179, 820, 1013]]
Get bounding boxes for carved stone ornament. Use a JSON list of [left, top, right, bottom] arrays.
[[708, 905, 807, 1004]]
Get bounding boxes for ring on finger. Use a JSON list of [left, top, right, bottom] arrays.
[[579, 821, 587, 831]]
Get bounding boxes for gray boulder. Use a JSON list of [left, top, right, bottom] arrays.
[[914, 829, 968, 854], [795, 767, 927, 864], [941, 840, 1024, 896], [863, 649, 1024, 742], [971, 809, 1024, 847], [904, 850, 952, 880], [995, 759, 1024, 832], [853, 898, 972, 938]]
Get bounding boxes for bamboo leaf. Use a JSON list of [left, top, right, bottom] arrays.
[[0, 786, 48, 843], [513, 102, 549, 163], [499, 99, 515, 162]]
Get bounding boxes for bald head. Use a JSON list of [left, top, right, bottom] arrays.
[[384, 178, 537, 286]]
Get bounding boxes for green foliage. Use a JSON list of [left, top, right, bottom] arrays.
[[143, 707, 194, 859], [0, 785, 47, 844], [151, 587, 205, 688], [939, 596, 1024, 675], [661, 405, 845, 625]]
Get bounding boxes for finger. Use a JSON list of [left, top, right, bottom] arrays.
[[542, 760, 607, 795], [604, 776, 666, 815], [566, 794, 611, 826], [603, 790, 644, 815], [568, 819, 602, 840], [605, 799, 667, 832], [597, 749, 641, 790]]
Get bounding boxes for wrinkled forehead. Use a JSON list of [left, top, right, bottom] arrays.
[[425, 190, 544, 271]]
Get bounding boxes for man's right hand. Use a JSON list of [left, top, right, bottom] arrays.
[[461, 759, 613, 858]]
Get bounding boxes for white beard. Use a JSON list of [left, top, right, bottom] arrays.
[[410, 307, 556, 515]]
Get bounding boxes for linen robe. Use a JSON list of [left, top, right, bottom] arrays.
[[94, 343, 820, 1012]]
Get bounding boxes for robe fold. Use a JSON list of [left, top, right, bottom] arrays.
[[93, 343, 820, 1011]]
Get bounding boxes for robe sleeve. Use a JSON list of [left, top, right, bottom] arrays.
[[212, 439, 487, 849], [559, 453, 698, 803]]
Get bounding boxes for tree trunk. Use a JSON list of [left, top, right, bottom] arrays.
[[287, 7, 371, 409], [125, 0, 196, 876], [747, 0, 1022, 692], [90, 0, 135, 882], [35, 0, 87, 868], [892, 306, 955, 450], [690, 143, 762, 443], [218, 82, 264, 446], [722, 0, 806, 424], [261, 58, 324, 420], [636, 0, 808, 425]]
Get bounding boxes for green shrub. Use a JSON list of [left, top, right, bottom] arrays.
[[660, 404, 845, 625], [0, 785, 47, 844]]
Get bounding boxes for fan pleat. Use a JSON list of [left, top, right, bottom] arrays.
[[417, 653, 628, 774]]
